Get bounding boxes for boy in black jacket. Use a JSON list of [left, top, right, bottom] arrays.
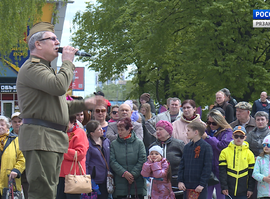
[[178, 121, 213, 199]]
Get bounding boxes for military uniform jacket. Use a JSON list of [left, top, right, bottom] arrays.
[[16, 55, 86, 153]]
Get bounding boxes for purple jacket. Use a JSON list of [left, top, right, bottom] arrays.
[[204, 128, 233, 178], [86, 137, 110, 184]]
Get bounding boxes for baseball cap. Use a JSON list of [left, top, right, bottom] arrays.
[[94, 91, 105, 97], [11, 112, 21, 120], [233, 126, 246, 135]]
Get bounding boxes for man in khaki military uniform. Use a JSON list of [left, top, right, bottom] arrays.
[[16, 22, 102, 199]]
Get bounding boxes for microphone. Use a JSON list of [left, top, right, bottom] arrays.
[[57, 47, 91, 57]]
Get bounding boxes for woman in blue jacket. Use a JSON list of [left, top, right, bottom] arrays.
[[86, 120, 110, 199]]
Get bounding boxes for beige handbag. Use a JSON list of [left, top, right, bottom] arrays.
[[64, 151, 92, 194]]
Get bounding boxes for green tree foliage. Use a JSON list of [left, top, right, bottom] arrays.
[[71, 0, 270, 106], [95, 81, 135, 101], [0, 0, 66, 59], [0, 0, 47, 57]]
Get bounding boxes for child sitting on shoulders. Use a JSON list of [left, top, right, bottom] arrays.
[[252, 135, 270, 199], [141, 145, 175, 199]]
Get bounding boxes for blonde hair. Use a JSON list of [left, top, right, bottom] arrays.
[[141, 103, 152, 120], [207, 109, 232, 136]]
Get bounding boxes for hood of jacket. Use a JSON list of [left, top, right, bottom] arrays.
[[180, 114, 201, 123], [228, 140, 249, 150]]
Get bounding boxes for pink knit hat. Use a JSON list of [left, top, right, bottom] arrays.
[[156, 120, 173, 136]]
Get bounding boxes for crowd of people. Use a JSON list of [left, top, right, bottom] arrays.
[[3, 22, 270, 199], [3, 88, 270, 199]]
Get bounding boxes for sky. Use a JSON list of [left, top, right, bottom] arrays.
[[58, 0, 133, 98], [58, 0, 96, 98]]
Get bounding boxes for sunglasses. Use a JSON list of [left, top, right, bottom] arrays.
[[207, 121, 217, 126], [233, 134, 245, 139], [95, 109, 106, 113], [112, 111, 118, 114], [39, 36, 58, 41], [263, 143, 270, 148]]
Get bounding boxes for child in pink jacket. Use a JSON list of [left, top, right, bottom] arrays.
[[141, 145, 175, 199]]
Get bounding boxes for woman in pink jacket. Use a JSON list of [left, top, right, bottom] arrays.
[[141, 145, 175, 199]]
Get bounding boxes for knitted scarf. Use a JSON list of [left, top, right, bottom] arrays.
[[0, 132, 9, 151]]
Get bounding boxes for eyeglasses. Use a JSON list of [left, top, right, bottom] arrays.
[[207, 121, 217, 126], [39, 36, 58, 41], [95, 109, 106, 113], [233, 134, 245, 139], [112, 111, 118, 115], [263, 143, 270, 148]]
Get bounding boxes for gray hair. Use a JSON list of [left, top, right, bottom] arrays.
[[254, 111, 269, 120], [220, 88, 231, 97], [0, 116, 10, 129], [170, 97, 181, 105], [28, 31, 46, 51]]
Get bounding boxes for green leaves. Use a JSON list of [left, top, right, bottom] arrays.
[[0, 0, 47, 57], [72, 0, 270, 105]]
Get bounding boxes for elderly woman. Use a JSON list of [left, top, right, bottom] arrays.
[[202, 109, 233, 199], [0, 116, 25, 198], [172, 99, 205, 144], [110, 118, 146, 199], [149, 120, 185, 198], [246, 111, 270, 157], [93, 104, 108, 137]]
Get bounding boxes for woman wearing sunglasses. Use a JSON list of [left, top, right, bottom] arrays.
[[202, 109, 233, 199], [108, 105, 119, 123], [93, 105, 108, 137]]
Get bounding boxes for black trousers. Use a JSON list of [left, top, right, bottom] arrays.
[[115, 195, 144, 199], [56, 177, 81, 199]]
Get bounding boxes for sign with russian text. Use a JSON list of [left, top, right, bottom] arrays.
[[72, 67, 84, 91], [253, 10, 270, 28]]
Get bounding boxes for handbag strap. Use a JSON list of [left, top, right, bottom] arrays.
[[96, 146, 109, 171], [127, 181, 138, 198], [69, 151, 78, 175]]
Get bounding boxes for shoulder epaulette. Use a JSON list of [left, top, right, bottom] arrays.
[[31, 58, 40, 63]]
